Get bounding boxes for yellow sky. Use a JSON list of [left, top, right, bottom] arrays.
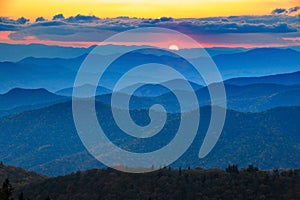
[[0, 0, 298, 20]]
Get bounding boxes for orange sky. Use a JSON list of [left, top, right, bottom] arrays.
[[0, 0, 299, 20]]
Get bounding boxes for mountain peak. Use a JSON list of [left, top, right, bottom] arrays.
[[4, 88, 51, 96]]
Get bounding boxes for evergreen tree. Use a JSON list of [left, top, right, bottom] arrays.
[[247, 164, 258, 173], [18, 192, 25, 200], [226, 164, 239, 173], [0, 178, 14, 200], [45, 195, 51, 200]]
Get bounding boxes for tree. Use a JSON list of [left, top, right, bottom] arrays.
[[18, 192, 25, 200], [225, 164, 239, 174], [45, 195, 51, 200], [0, 178, 14, 200], [247, 164, 258, 173], [179, 167, 182, 176]]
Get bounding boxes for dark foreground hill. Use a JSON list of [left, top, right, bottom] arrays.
[[0, 163, 46, 190], [1, 165, 297, 200]]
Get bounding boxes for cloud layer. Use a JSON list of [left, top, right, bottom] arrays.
[[0, 8, 300, 48]]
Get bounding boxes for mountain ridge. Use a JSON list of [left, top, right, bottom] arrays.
[[0, 100, 298, 176], [0, 47, 299, 93], [225, 71, 300, 86]]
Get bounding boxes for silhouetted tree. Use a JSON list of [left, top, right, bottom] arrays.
[[226, 164, 239, 173], [0, 178, 14, 200], [18, 192, 25, 200], [247, 164, 258, 173], [45, 196, 51, 200]]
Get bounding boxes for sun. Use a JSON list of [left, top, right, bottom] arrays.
[[168, 44, 179, 51]]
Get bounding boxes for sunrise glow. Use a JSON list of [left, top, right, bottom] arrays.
[[169, 45, 180, 51]]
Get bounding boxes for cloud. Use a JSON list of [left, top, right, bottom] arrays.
[[66, 14, 99, 23], [160, 21, 296, 34], [141, 17, 173, 25], [0, 24, 19, 31], [16, 17, 29, 24], [0, 17, 29, 25], [35, 17, 46, 22], [30, 21, 66, 27], [271, 8, 287, 15], [1, 15, 297, 34], [160, 17, 173, 22], [0, 18, 18, 31], [52, 14, 65, 21], [0, 17, 29, 31], [288, 6, 300, 14], [271, 6, 300, 15], [0, 14, 299, 47]]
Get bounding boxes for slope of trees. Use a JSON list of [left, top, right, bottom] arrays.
[[0, 163, 299, 199], [13, 165, 300, 200], [0, 178, 14, 200], [1, 103, 299, 176], [0, 163, 46, 189]]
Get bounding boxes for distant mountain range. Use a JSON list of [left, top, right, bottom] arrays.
[[0, 45, 299, 177], [0, 73, 299, 117], [55, 84, 112, 97], [0, 100, 299, 176], [0, 88, 67, 111], [214, 48, 300, 79], [0, 47, 299, 93], [56, 79, 203, 97], [91, 83, 300, 113], [0, 88, 68, 117], [225, 71, 300, 86], [0, 43, 94, 62], [0, 43, 248, 62]]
